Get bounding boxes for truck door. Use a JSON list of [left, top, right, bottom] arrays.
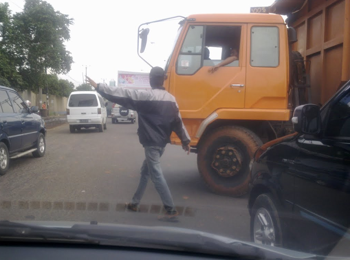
[[171, 24, 247, 119], [245, 24, 288, 110]]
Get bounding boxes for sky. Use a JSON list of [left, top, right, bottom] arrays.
[[5, 0, 276, 86]]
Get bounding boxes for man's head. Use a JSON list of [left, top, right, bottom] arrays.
[[230, 48, 238, 57], [149, 67, 165, 89]]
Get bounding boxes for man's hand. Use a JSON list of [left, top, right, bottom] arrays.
[[208, 65, 219, 73], [182, 144, 190, 155], [86, 76, 97, 89]]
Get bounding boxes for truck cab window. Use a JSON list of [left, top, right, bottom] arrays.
[[204, 26, 241, 67], [177, 26, 203, 75], [251, 26, 279, 67], [177, 25, 241, 75]]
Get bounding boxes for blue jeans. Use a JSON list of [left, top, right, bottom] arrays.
[[132, 146, 176, 213]]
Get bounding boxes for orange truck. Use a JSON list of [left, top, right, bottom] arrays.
[[137, 13, 316, 196]]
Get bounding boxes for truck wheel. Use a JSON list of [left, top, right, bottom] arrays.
[[250, 194, 284, 247], [32, 133, 46, 158], [69, 125, 75, 133], [197, 126, 262, 196], [0, 143, 9, 175]]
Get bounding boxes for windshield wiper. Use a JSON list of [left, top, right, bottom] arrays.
[[0, 221, 98, 244], [0, 220, 327, 260]]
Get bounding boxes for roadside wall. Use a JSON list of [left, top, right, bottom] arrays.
[[19, 90, 68, 115]]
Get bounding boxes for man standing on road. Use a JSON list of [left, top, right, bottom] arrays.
[[86, 67, 190, 222]]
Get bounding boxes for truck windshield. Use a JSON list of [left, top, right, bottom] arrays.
[[164, 24, 183, 73]]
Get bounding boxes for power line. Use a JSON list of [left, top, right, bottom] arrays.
[[8, 0, 24, 12]]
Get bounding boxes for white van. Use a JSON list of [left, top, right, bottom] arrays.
[[67, 91, 107, 133]]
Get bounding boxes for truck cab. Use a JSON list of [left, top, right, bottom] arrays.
[[138, 13, 303, 196]]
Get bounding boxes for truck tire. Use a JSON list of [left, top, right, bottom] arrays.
[[197, 126, 262, 196], [69, 125, 75, 133]]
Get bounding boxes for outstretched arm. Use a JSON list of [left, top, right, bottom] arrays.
[[86, 76, 147, 110], [208, 55, 238, 73]]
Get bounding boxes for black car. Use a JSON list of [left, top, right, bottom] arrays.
[[0, 86, 46, 175], [248, 81, 350, 255]]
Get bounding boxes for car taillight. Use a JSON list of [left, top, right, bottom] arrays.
[[98, 108, 101, 114], [66, 108, 70, 115]]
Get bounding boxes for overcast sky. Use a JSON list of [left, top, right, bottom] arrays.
[[6, 0, 276, 86]]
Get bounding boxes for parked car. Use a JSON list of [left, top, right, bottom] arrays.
[[0, 86, 46, 175], [248, 81, 350, 255], [111, 104, 136, 124], [67, 91, 108, 133]]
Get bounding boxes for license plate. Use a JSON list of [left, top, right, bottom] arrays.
[[80, 119, 89, 123]]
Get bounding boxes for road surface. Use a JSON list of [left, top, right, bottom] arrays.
[[0, 120, 250, 241]]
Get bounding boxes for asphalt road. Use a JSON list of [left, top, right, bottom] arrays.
[[0, 120, 250, 242]]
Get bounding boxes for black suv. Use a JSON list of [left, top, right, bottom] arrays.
[[0, 86, 46, 175], [248, 82, 350, 255]]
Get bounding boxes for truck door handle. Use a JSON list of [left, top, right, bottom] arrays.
[[230, 84, 245, 88]]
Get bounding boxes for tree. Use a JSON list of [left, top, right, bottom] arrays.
[[7, 0, 73, 92], [0, 3, 24, 88], [75, 83, 94, 91]]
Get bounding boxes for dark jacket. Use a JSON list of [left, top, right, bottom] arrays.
[[96, 84, 190, 147]]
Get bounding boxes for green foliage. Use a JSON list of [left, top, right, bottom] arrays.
[[0, 0, 74, 96], [75, 83, 94, 91]]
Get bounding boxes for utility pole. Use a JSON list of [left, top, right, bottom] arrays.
[[82, 65, 90, 83]]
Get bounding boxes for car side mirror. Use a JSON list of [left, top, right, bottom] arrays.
[[292, 104, 321, 135], [30, 106, 39, 113]]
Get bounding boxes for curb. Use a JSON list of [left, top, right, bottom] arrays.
[[43, 116, 67, 129]]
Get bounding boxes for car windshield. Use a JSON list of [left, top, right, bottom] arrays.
[[0, 0, 349, 259]]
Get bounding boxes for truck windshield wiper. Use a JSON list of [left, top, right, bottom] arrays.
[[0, 220, 326, 260]]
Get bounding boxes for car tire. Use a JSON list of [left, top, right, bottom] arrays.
[[98, 124, 103, 132], [0, 143, 9, 175], [197, 126, 262, 196], [32, 133, 46, 158], [250, 193, 284, 247], [69, 125, 75, 133], [112, 118, 115, 124]]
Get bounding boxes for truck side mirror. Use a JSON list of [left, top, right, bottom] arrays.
[[139, 28, 149, 53], [292, 104, 321, 135]]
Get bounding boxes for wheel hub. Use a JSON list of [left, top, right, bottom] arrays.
[[253, 208, 276, 246], [211, 146, 242, 177]]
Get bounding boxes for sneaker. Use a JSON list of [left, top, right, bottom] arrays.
[[125, 202, 138, 212], [158, 211, 179, 222]]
